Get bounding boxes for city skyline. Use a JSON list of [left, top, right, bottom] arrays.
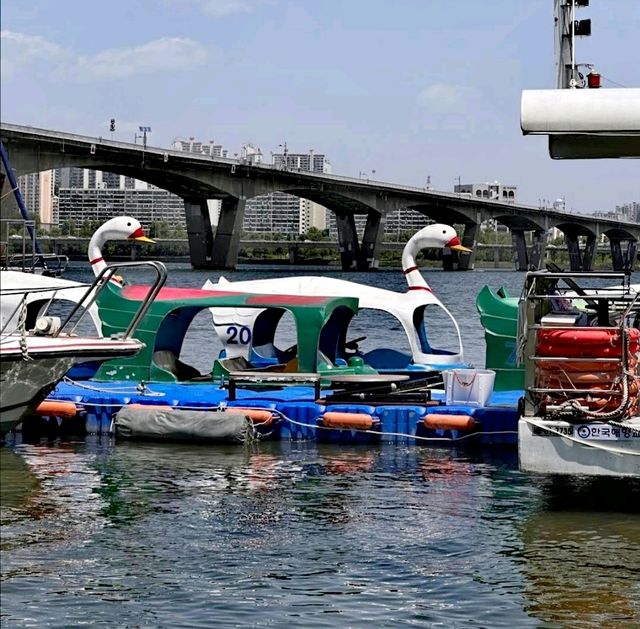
[[1, 1, 638, 216]]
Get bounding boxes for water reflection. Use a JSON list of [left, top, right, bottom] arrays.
[[2, 436, 639, 628], [519, 478, 640, 628], [0, 447, 42, 515]]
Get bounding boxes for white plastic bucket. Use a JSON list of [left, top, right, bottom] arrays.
[[443, 369, 496, 407]]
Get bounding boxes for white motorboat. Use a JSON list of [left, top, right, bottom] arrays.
[[204, 224, 472, 373], [517, 270, 640, 477], [0, 258, 166, 436]]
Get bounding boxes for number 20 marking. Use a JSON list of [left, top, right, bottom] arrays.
[[227, 325, 252, 345]]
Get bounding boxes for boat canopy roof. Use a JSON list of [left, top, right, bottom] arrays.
[[203, 275, 465, 366], [94, 283, 360, 380]]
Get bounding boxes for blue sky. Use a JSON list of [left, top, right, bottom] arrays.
[[1, 0, 638, 214]]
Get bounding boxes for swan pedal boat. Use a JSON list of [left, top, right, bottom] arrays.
[[205, 224, 472, 375]]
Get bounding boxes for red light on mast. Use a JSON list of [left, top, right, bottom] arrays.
[[587, 70, 601, 88]]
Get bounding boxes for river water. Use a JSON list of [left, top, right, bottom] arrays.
[[2, 265, 639, 628]]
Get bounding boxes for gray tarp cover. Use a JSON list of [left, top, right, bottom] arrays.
[[115, 406, 251, 442]]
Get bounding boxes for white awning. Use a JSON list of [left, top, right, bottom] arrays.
[[520, 88, 640, 159], [521, 88, 640, 134]]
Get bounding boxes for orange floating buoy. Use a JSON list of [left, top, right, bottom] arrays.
[[34, 401, 78, 418], [321, 412, 375, 430], [423, 414, 475, 431], [229, 408, 274, 425]]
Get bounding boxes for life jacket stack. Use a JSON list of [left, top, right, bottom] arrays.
[[535, 327, 640, 416]]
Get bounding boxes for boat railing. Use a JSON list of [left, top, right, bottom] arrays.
[[520, 270, 638, 413], [58, 261, 167, 340], [0, 219, 69, 276], [0, 261, 167, 340]]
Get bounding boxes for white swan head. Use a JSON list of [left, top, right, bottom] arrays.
[[402, 223, 471, 289], [406, 224, 471, 256], [91, 216, 155, 246], [88, 216, 154, 276]]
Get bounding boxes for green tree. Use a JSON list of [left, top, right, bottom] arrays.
[[300, 227, 330, 242]]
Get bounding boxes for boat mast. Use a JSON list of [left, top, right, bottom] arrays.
[[0, 140, 43, 255], [554, 0, 591, 89]]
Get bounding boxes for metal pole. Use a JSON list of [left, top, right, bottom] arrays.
[[0, 141, 42, 254]]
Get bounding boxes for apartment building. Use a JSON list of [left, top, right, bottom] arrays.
[[454, 181, 517, 203], [244, 150, 331, 235], [57, 187, 185, 229], [16, 170, 57, 229], [171, 137, 227, 158]]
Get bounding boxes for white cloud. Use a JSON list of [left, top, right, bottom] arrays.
[[416, 83, 476, 113], [163, 0, 255, 18], [65, 37, 209, 80], [0, 30, 68, 77], [1, 31, 209, 82]]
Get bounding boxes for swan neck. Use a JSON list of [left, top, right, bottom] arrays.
[[88, 231, 107, 277], [402, 242, 430, 289]]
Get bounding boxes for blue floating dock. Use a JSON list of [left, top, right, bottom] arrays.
[[23, 379, 522, 447]]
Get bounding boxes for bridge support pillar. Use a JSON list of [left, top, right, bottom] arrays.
[[211, 196, 247, 269], [609, 239, 624, 271], [512, 229, 548, 271], [336, 213, 359, 271], [581, 234, 597, 271], [456, 223, 479, 271], [628, 240, 638, 271], [529, 229, 548, 270], [512, 230, 529, 271], [184, 199, 214, 269], [566, 234, 583, 271], [609, 238, 638, 271], [357, 212, 384, 270]]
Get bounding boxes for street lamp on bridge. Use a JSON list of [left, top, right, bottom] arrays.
[[137, 126, 152, 148]]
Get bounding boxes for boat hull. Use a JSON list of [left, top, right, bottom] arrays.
[[518, 419, 640, 477], [0, 356, 76, 435], [0, 337, 143, 437]]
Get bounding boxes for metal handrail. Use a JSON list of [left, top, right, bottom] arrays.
[[529, 355, 622, 362], [529, 387, 623, 394], [54, 261, 167, 339]]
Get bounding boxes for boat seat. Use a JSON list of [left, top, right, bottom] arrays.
[[153, 350, 203, 381], [216, 356, 287, 374], [361, 348, 411, 369]]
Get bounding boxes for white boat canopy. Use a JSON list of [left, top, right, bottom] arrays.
[[520, 88, 640, 159]]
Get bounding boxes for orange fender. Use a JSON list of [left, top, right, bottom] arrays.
[[35, 401, 78, 418], [321, 412, 375, 430], [229, 408, 274, 425], [423, 414, 475, 431]]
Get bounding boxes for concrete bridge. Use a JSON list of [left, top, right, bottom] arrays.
[[1, 123, 638, 271]]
